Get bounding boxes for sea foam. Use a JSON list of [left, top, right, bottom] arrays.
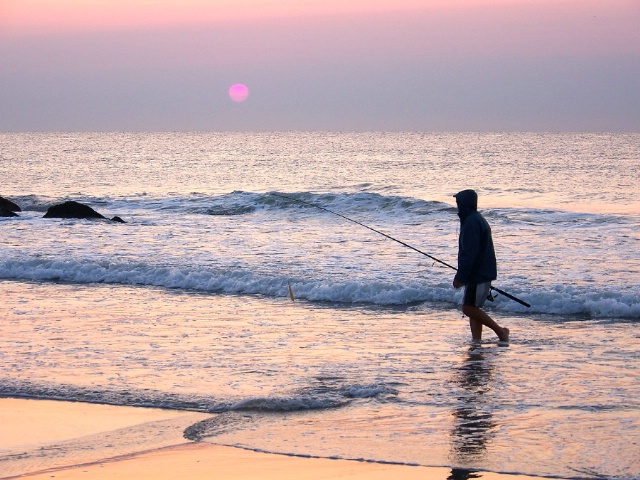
[[1, 258, 638, 318]]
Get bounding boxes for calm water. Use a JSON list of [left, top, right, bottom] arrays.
[[1, 132, 639, 479]]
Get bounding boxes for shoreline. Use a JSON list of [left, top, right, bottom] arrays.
[[0, 397, 540, 480]]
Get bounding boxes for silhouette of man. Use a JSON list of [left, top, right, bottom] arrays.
[[452, 190, 509, 342]]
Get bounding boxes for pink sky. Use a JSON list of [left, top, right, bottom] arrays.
[[4, 0, 637, 50], [4, 0, 635, 65], [1, 0, 638, 131], [3, 0, 542, 31]]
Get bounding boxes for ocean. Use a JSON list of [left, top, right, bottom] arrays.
[[1, 132, 638, 479]]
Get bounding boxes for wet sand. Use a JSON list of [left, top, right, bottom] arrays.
[[0, 398, 532, 480]]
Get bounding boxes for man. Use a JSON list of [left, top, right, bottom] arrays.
[[452, 189, 509, 342]]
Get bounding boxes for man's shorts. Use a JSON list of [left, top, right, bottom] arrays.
[[463, 281, 492, 308]]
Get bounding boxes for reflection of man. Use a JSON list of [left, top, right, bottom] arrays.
[[450, 347, 496, 468], [452, 190, 509, 342], [448, 469, 482, 480]]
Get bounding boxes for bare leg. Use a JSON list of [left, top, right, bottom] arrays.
[[462, 305, 509, 341], [469, 318, 483, 341]]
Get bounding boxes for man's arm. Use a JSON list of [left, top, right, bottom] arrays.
[[454, 219, 480, 285]]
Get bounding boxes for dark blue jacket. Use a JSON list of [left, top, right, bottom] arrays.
[[454, 205, 497, 286]]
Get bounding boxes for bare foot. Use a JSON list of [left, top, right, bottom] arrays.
[[499, 327, 510, 342]]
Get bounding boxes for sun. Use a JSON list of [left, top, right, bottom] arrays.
[[228, 84, 249, 102]]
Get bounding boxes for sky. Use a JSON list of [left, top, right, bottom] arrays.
[[1, 0, 639, 132]]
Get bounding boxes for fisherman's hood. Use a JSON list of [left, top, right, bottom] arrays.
[[454, 189, 478, 220]]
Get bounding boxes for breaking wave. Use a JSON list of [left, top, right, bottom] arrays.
[[1, 258, 638, 318]]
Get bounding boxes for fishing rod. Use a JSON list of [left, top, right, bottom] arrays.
[[272, 192, 531, 308]]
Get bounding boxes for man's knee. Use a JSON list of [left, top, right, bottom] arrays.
[[463, 304, 482, 318]]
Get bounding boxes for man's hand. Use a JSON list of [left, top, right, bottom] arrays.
[[453, 279, 463, 289]]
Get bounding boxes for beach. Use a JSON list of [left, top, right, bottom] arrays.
[[1, 132, 639, 479], [1, 397, 529, 480]]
